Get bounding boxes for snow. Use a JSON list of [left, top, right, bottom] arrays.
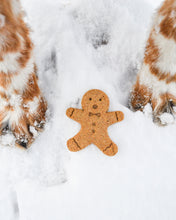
[[159, 113, 175, 125], [1, 0, 176, 219]]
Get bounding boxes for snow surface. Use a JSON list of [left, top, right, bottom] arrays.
[[1, 0, 176, 219]]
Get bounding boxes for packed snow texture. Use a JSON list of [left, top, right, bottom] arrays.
[[1, 0, 176, 219]]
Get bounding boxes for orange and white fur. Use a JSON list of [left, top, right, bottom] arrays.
[[131, 0, 176, 125], [0, 0, 47, 148]]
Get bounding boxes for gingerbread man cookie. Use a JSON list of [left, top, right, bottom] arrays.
[[66, 89, 124, 156]]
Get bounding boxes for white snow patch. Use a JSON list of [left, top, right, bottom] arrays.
[[0, 14, 5, 28], [143, 103, 153, 118], [29, 126, 38, 138], [26, 97, 39, 114], [159, 113, 175, 125]]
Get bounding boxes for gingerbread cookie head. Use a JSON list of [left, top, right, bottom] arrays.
[[81, 89, 109, 113]]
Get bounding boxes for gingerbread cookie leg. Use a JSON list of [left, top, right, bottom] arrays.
[[67, 131, 91, 152], [94, 134, 118, 156]]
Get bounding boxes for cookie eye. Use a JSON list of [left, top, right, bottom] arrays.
[[89, 98, 92, 101], [99, 98, 102, 101]]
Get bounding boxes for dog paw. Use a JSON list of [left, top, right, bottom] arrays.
[[131, 80, 176, 126]]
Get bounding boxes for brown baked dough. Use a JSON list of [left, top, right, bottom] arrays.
[[66, 89, 124, 156]]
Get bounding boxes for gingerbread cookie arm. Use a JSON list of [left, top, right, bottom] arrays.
[[106, 111, 124, 125], [66, 108, 84, 123]]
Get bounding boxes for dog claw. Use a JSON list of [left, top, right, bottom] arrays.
[[16, 141, 28, 149]]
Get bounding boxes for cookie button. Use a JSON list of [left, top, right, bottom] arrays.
[[92, 129, 95, 133], [92, 122, 96, 126]]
